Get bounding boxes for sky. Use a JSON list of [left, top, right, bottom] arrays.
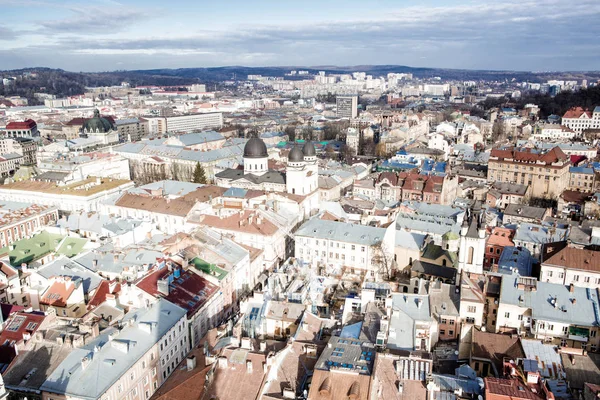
[[0, 0, 599, 72]]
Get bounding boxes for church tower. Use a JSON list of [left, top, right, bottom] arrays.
[[243, 137, 269, 176], [458, 202, 486, 275]]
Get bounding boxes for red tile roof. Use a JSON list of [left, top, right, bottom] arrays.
[[542, 241, 600, 272], [136, 267, 218, 317], [87, 280, 121, 309], [485, 377, 544, 400], [6, 119, 36, 130], [40, 278, 77, 307], [490, 147, 568, 165], [563, 107, 592, 119], [0, 311, 45, 343]]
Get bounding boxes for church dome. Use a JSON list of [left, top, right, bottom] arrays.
[[302, 141, 316, 157], [83, 109, 114, 133], [288, 145, 304, 162], [243, 137, 268, 158]]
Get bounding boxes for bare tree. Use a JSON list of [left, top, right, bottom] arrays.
[[371, 242, 395, 281]]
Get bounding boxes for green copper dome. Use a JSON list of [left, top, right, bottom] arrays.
[[83, 109, 114, 133]]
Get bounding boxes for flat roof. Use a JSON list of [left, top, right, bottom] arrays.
[[0, 177, 132, 196]]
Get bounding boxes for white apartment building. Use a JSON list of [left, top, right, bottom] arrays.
[[531, 125, 577, 142], [562, 106, 600, 134], [166, 112, 223, 133], [294, 218, 396, 277], [336, 95, 358, 119], [497, 276, 600, 351], [540, 242, 600, 288]]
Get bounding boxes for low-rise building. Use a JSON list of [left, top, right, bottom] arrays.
[[295, 218, 394, 277], [540, 241, 600, 288], [487, 147, 570, 199], [2, 119, 39, 138], [497, 276, 600, 351], [40, 298, 188, 400]]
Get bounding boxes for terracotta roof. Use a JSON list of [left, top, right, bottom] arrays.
[[203, 348, 269, 400], [6, 119, 36, 130], [40, 277, 78, 307], [151, 347, 209, 400], [563, 107, 592, 119], [117, 186, 227, 217], [309, 368, 371, 400], [542, 241, 600, 272], [65, 117, 86, 126], [490, 146, 568, 165], [487, 227, 515, 247], [485, 377, 544, 400], [0, 311, 45, 343], [197, 211, 279, 236]]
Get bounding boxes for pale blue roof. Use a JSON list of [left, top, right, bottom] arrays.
[[569, 166, 594, 174], [175, 131, 224, 146], [40, 299, 186, 399], [497, 246, 533, 276], [129, 180, 204, 196], [295, 218, 386, 246], [513, 223, 568, 245], [499, 277, 600, 326]]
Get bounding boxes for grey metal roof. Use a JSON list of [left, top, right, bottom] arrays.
[[513, 223, 568, 245], [520, 339, 563, 378], [314, 335, 375, 375], [499, 276, 600, 326], [39, 299, 187, 399], [36, 256, 102, 294], [395, 230, 427, 250], [295, 218, 386, 246], [173, 131, 224, 146], [505, 204, 547, 220]]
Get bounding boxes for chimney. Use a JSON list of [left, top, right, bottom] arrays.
[[81, 356, 91, 370], [246, 360, 253, 373], [259, 341, 267, 353], [218, 356, 228, 369], [105, 293, 117, 307], [569, 283, 575, 293], [186, 355, 197, 371], [93, 259, 98, 269]]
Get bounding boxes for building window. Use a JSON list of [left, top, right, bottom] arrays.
[[467, 306, 476, 313], [504, 312, 510, 318], [440, 329, 445, 335]]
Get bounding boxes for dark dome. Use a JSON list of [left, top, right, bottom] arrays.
[[302, 141, 316, 157], [243, 137, 268, 158], [83, 109, 114, 133], [288, 145, 304, 162]]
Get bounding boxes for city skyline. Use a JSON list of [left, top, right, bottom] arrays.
[[1, 0, 599, 72]]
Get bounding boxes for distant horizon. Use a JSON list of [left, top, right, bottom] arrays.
[[1, 0, 599, 72], [3, 64, 600, 76]]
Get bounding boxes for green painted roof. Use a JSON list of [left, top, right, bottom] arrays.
[[56, 237, 88, 258], [190, 257, 228, 281], [442, 231, 460, 240], [1, 231, 64, 266]]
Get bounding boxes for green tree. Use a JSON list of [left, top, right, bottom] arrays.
[[192, 162, 207, 184]]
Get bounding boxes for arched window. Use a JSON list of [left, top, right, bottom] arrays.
[[442, 259, 447, 267], [468, 247, 474, 264]]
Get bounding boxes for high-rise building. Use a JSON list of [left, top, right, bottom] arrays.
[[336, 95, 358, 119], [165, 113, 223, 133]]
